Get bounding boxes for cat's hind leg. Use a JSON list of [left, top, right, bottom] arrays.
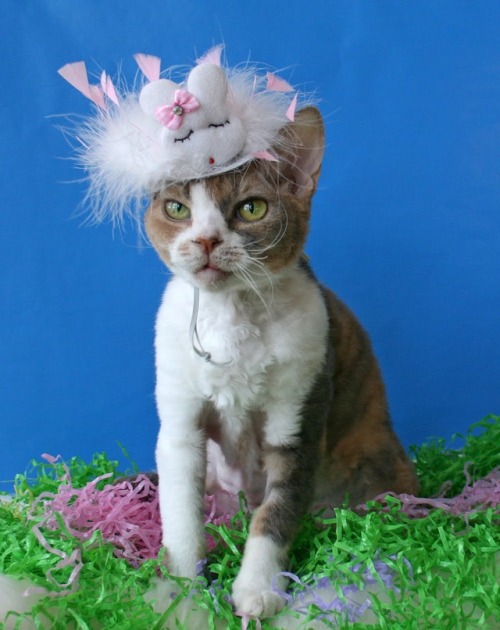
[[318, 426, 420, 508]]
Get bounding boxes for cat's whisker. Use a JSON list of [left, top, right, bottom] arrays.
[[247, 238, 279, 258], [245, 232, 271, 249], [233, 263, 272, 317], [243, 252, 269, 262], [233, 263, 261, 296], [247, 260, 275, 308], [246, 256, 275, 290], [247, 213, 289, 258], [233, 266, 258, 301], [244, 214, 287, 253], [248, 258, 276, 308]]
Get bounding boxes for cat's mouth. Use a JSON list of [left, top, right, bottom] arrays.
[[195, 263, 231, 284]]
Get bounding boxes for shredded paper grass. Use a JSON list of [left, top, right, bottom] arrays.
[[0, 415, 498, 629]]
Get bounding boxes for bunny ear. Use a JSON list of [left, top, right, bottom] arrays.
[[139, 78, 179, 117], [58, 61, 106, 110], [187, 63, 228, 102], [134, 53, 161, 82], [196, 44, 223, 67]]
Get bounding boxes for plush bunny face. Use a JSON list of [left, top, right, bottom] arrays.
[[139, 64, 247, 177]]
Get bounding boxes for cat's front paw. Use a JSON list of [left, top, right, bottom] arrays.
[[232, 586, 285, 619], [232, 536, 288, 618]]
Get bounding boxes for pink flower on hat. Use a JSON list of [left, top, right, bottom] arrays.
[[155, 89, 200, 130]]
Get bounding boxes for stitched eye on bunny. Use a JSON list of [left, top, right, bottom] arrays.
[[139, 64, 246, 170]]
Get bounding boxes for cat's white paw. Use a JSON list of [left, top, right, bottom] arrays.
[[232, 586, 285, 619], [232, 536, 288, 618]]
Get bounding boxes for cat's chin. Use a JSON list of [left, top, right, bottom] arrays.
[[193, 265, 232, 289]]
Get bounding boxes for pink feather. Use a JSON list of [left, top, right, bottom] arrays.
[[58, 62, 90, 95], [253, 150, 279, 162], [58, 61, 106, 110], [100, 71, 120, 106], [134, 53, 161, 82], [286, 93, 298, 122], [266, 72, 293, 93]]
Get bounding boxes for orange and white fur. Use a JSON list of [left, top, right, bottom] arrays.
[[146, 107, 419, 618]]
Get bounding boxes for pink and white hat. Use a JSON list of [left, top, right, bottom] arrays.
[[58, 46, 300, 224]]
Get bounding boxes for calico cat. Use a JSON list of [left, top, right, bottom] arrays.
[[145, 106, 419, 619]]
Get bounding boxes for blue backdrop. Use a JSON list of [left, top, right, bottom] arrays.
[[1, 1, 499, 487]]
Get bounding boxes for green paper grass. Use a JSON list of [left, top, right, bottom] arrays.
[[0, 416, 498, 629], [410, 414, 500, 497]]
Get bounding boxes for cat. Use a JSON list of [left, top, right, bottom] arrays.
[[145, 106, 419, 619]]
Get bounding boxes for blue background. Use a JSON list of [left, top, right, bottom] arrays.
[[1, 1, 499, 487]]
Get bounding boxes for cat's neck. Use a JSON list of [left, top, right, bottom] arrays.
[[162, 257, 322, 369], [170, 258, 315, 364]]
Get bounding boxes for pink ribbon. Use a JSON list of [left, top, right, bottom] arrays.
[[155, 89, 200, 130]]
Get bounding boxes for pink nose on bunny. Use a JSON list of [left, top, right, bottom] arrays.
[[209, 157, 215, 165]]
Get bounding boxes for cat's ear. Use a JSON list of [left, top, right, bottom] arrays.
[[278, 106, 325, 198]]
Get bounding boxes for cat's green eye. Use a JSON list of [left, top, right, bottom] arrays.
[[237, 199, 268, 222], [164, 200, 191, 221]]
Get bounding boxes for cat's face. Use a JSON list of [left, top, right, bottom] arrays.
[[145, 164, 309, 291], [145, 107, 325, 292]]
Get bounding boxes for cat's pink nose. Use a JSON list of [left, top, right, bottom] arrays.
[[193, 236, 221, 255]]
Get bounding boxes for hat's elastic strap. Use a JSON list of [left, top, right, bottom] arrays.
[[189, 287, 229, 367]]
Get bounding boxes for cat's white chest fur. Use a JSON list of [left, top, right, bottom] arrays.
[[154, 266, 328, 453], [190, 291, 273, 413]]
